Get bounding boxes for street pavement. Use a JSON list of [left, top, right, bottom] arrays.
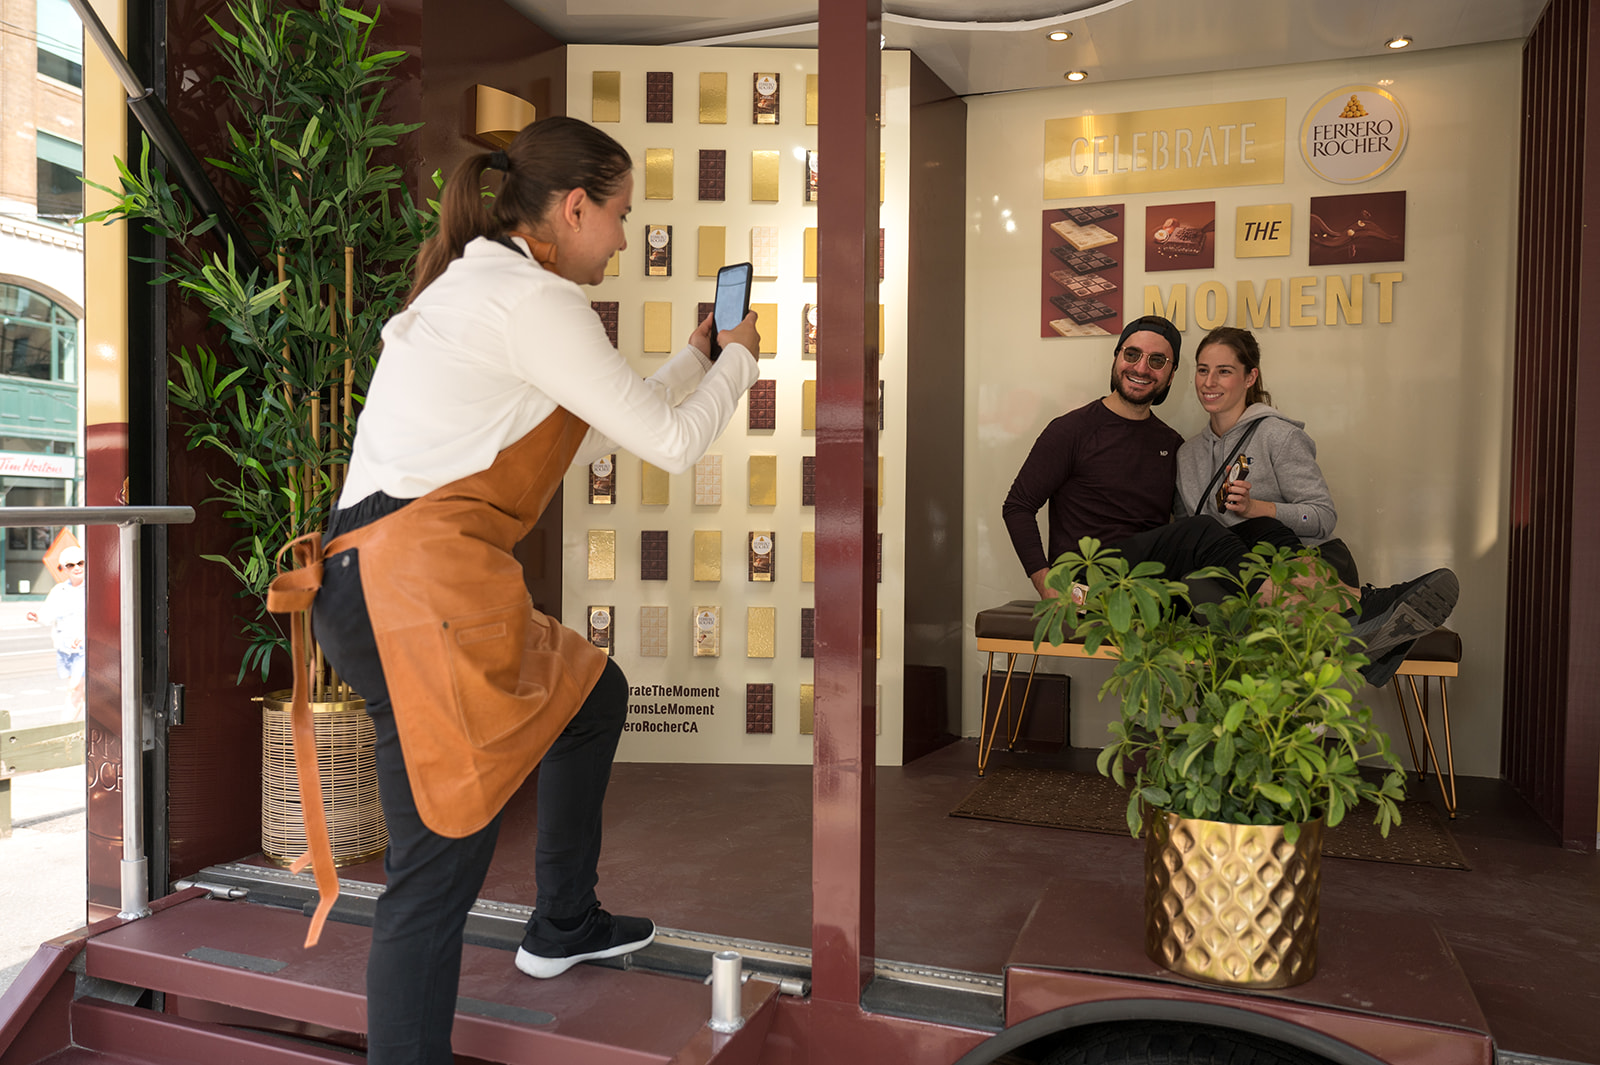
[[0, 599, 88, 998]]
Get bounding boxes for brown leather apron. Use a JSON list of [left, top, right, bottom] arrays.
[[266, 238, 607, 947]]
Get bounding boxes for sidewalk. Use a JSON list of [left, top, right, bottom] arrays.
[[0, 764, 87, 996]]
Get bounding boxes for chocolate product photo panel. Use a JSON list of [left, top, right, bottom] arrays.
[[1040, 204, 1123, 339], [1308, 190, 1406, 266], [1145, 201, 1216, 272]]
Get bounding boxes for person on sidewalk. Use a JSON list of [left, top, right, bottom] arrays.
[[26, 546, 85, 719], [1001, 315, 1458, 685], [273, 116, 760, 1065]]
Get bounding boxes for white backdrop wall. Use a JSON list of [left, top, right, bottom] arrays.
[[963, 42, 1520, 777]]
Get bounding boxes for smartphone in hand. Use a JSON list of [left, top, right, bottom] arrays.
[[709, 261, 753, 361]]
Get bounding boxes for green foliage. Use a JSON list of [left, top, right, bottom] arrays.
[[81, 0, 428, 680], [1034, 539, 1405, 841]]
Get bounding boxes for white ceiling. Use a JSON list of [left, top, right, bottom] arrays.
[[502, 0, 1547, 97]]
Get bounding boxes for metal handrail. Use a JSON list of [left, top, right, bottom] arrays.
[[0, 505, 196, 919]]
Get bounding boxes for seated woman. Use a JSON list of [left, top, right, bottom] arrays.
[[1175, 326, 1456, 685], [1175, 326, 1352, 584]]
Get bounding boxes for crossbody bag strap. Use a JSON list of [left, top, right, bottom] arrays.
[[1194, 419, 1263, 517]]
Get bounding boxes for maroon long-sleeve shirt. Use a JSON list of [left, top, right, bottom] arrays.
[[1002, 398, 1184, 577]]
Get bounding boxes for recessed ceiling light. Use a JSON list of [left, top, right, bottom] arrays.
[[1386, 36, 1412, 49], [1065, 70, 1088, 82], [1048, 30, 1072, 42]]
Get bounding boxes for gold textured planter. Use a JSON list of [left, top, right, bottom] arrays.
[[1144, 810, 1322, 989], [261, 691, 387, 867]]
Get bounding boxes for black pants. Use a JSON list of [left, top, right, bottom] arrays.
[[312, 506, 628, 1065], [1112, 515, 1260, 605]]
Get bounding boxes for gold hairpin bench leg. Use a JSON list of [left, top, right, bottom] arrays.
[[1391, 673, 1458, 817], [1391, 675, 1423, 778], [978, 650, 1039, 777]]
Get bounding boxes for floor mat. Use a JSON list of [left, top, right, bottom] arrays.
[[950, 767, 1470, 870]]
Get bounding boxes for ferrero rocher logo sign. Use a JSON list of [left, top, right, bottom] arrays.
[[1299, 85, 1408, 183]]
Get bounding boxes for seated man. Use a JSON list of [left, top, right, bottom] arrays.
[[1001, 315, 1456, 685]]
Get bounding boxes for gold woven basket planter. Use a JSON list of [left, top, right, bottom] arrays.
[[261, 691, 387, 867], [1144, 810, 1322, 989]]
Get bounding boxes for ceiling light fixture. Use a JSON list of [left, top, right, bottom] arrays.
[[1065, 70, 1088, 82], [1048, 30, 1072, 41], [1386, 36, 1412, 49]]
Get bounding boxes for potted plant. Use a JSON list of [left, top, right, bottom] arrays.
[[1032, 538, 1406, 989], [83, 0, 426, 864]]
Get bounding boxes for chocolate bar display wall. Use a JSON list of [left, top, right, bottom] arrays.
[[559, 45, 962, 766]]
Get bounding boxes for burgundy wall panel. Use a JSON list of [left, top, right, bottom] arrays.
[[1504, 0, 1600, 850]]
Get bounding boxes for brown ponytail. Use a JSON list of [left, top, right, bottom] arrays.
[[1196, 325, 1273, 408], [407, 116, 632, 304]]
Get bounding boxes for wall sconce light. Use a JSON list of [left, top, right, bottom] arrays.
[[473, 84, 537, 147]]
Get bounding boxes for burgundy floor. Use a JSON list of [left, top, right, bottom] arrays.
[[315, 741, 1600, 1064]]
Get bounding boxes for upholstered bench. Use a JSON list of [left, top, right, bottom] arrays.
[[972, 600, 1464, 816]]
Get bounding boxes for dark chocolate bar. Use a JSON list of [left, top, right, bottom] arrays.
[[1048, 294, 1118, 324], [1049, 246, 1119, 274]]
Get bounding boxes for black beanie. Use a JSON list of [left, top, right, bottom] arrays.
[[1114, 315, 1182, 405]]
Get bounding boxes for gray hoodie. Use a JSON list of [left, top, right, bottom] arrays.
[[1175, 403, 1337, 543]]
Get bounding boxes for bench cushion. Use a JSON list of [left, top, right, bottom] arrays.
[[975, 600, 1461, 664]]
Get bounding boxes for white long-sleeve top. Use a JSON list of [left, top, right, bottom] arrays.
[[342, 236, 758, 504]]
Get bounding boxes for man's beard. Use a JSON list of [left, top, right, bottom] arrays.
[[1109, 365, 1171, 406]]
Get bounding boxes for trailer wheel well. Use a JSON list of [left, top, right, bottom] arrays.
[[1038, 1021, 1334, 1065], [947, 1000, 1391, 1065]]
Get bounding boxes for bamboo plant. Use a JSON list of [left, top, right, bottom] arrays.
[[83, 0, 427, 682]]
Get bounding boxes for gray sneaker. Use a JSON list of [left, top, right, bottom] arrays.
[[1349, 569, 1459, 684]]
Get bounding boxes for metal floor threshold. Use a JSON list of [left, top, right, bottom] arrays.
[[183, 862, 1006, 1031]]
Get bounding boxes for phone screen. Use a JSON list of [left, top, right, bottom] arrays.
[[714, 267, 751, 333], [709, 263, 752, 359]]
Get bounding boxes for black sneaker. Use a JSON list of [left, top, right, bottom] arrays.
[[1360, 641, 1420, 687], [515, 907, 656, 979], [1348, 569, 1459, 682]]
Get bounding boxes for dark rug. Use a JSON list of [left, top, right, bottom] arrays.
[[950, 767, 1470, 870]]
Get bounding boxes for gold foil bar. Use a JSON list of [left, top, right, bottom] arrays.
[[592, 72, 621, 123], [587, 530, 615, 580], [697, 226, 726, 277], [753, 72, 779, 123], [750, 303, 778, 354], [643, 301, 672, 353], [748, 531, 775, 581], [693, 531, 722, 581], [801, 380, 816, 431], [605, 250, 619, 277], [588, 605, 614, 655], [645, 224, 672, 276], [806, 74, 819, 125], [699, 72, 727, 124], [589, 454, 615, 504], [748, 455, 777, 506], [693, 606, 721, 657], [801, 531, 815, 583], [747, 606, 776, 658], [645, 149, 674, 200], [800, 683, 814, 734], [804, 227, 818, 278], [641, 461, 670, 505], [751, 150, 779, 202], [639, 605, 668, 657]]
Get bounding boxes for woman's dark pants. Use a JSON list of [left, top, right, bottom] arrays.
[[313, 544, 627, 1065]]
